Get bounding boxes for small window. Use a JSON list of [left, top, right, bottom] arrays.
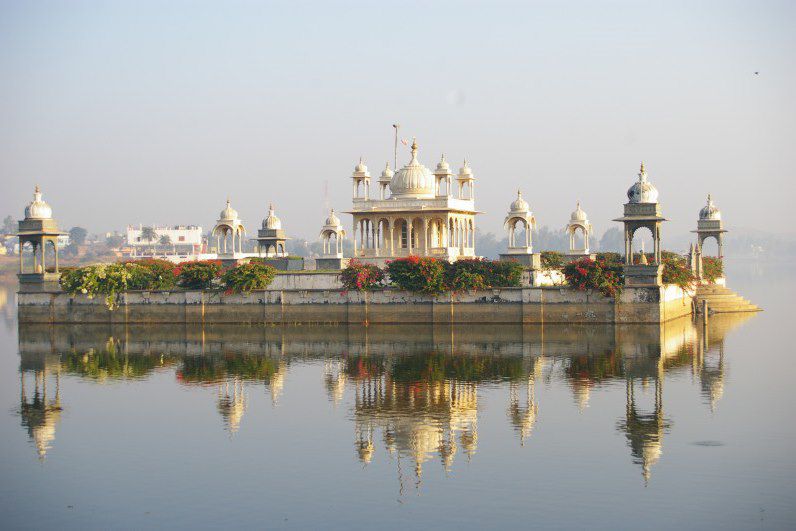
[[178, 236, 185, 242]]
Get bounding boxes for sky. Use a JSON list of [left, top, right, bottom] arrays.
[[1, 0, 794, 241]]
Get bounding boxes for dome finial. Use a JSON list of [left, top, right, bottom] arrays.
[[35, 184, 40, 194], [410, 138, 418, 161], [639, 161, 647, 181]]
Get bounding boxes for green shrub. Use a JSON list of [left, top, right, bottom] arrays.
[[474, 259, 523, 288], [176, 260, 222, 290], [128, 259, 178, 290], [340, 259, 384, 291], [541, 251, 565, 270], [702, 257, 723, 283], [661, 253, 696, 291], [386, 256, 447, 294], [563, 257, 624, 298], [221, 262, 277, 293], [60, 263, 143, 309], [595, 252, 622, 265], [444, 260, 487, 292]]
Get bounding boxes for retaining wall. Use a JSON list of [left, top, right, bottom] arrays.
[[17, 284, 693, 324]]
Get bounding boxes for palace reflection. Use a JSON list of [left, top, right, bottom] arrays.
[[17, 315, 753, 483]]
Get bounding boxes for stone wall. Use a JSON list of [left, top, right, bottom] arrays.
[[17, 284, 692, 325]]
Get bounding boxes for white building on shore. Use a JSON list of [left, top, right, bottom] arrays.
[[126, 225, 203, 257]]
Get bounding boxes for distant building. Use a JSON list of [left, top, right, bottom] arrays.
[[126, 224, 203, 257]]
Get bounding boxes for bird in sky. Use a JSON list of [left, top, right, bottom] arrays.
[[754, 71, 759, 75]]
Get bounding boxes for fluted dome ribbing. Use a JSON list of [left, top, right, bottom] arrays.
[[389, 139, 435, 198], [219, 200, 238, 220], [325, 209, 341, 227], [627, 162, 659, 204], [24, 185, 53, 220], [509, 190, 529, 212], [570, 202, 588, 222], [699, 194, 721, 220], [262, 204, 282, 229]]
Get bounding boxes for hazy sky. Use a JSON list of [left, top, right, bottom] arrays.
[[2, 0, 794, 241]]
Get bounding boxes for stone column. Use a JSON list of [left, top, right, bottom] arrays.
[[19, 240, 23, 273], [423, 218, 429, 256]]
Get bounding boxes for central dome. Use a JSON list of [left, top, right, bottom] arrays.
[[389, 139, 435, 198]]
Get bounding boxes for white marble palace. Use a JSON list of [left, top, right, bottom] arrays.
[[346, 139, 478, 264]]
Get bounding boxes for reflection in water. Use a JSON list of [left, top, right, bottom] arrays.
[[16, 314, 754, 484], [17, 354, 63, 461]]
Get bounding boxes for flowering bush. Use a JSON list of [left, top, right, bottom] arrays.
[[386, 256, 447, 294], [661, 253, 696, 291], [60, 263, 144, 309], [702, 257, 723, 283], [563, 257, 624, 298], [221, 262, 277, 293], [175, 260, 222, 290], [541, 251, 565, 270], [340, 259, 384, 291], [125, 259, 178, 290]]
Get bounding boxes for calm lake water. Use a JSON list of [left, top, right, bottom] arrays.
[[0, 262, 794, 530]]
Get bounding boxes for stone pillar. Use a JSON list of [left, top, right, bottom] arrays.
[[423, 218, 429, 256]]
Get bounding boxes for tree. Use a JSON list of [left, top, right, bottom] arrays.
[[140, 227, 157, 253], [69, 226, 88, 246], [106, 234, 124, 249], [159, 234, 174, 254], [598, 227, 624, 253], [2, 215, 15, 235]]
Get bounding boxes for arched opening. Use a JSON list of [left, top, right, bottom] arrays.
[[44, 240, 58, 273], [20, 241, 36, 273], [570, 225, 586, 252], [630, 226, 654, 263], [700, 236, 719, 257]]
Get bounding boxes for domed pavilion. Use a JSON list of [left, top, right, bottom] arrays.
[[613, 163, 667, 286], [17, 185, 67, 292], [346, 138, 479, 265], [692, 194, 726, 258]]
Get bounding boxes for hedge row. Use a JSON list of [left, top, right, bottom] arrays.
[[342, 257, 524, 294], [60, 259, 277, 309]]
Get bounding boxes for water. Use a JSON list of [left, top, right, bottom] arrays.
[[0, 263, 793, 530]]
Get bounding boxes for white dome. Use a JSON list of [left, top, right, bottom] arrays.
[[435, 154, 451, 174], [353, 158, 370, 178], [570, 201, 588, 222], [699, 194, 721, 220], [219, 199, 238, 220], [24, 185, 53, 219], [627, 162, 659, 204], [262, 204, 282, 229], [509, 190, 530, 212], [324, 208, 341, 227], [458, 159, 473, 178], [379, 162, 393, 183], [389, 139, 435, 198]]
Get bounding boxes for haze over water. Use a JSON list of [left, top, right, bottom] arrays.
[[0, 261, 792, 529]]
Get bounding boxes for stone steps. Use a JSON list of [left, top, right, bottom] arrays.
[[694, 284, 761, 314]]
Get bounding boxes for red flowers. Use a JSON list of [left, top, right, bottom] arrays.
[[340, 260, 384, 291], [563, 257, 624, 298]]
